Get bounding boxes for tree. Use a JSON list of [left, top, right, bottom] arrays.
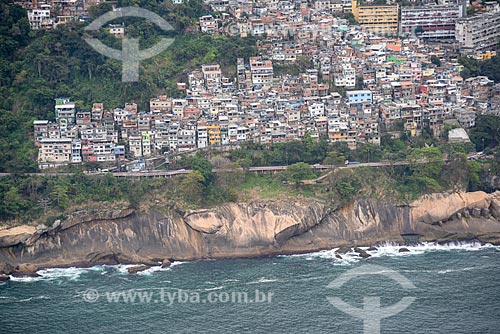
[[1, 186, 27, 218], [323, 151, 346, 166], [343, 13, 356, 25], [283, 162, 317, 184], [406, 147, 445, 192], [470, 115, 500, 151], [236, 158, 252, 171], [215, 162, 244, 190], [180, 171, 205, 204], [189, 154, 214, 186], [430, 56, 441, 67], [355, 76, 364, 90], [49, 180, 69, 209]]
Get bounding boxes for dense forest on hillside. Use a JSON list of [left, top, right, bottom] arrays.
[[0, 0, 257, 172]]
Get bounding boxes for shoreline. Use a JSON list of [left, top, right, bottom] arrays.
[[2, 190, 500, 279], [4, 238, 499, 279]]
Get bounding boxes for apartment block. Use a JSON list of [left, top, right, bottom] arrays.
[[249, 56, 274, 87], [400, 4, 465, 39], [55, 98, 76, 124], [38, 138, 72, 168], [28, 8, 53, 30], [352, 0, 399, 36], [456, 12, 500, 53]]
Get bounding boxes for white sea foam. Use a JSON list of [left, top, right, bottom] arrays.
[[0, 295, 50, 303], [284, 241, 499, 264], [246, 277, 281, 284], [203, 286, 225, 291], [9, 275, 43, 283], [369, 241, 500, 258], [36, 267, 102, 281]]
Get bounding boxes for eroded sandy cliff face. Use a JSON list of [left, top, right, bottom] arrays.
[[1, 191, 500, 273]]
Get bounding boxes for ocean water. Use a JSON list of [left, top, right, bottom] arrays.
[[1, 242, 500, 334]]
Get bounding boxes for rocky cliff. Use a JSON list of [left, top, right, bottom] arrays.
[[1, 191, 500, 274]]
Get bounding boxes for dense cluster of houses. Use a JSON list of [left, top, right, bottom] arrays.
[[23, 0, 500, 169], [199, 0, 500, 54], [33, 48, 500, 169]]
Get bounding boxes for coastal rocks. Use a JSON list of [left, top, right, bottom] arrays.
[[184, 211, 225, 234], [0, 274, 10, 282], [357, 251, 371, 258], [335, 247, 352, 254], [399, 247, 410, 253], [481, 208, 490, 218], [127, 265, 150, 274], [161, 259, 171, 268], [411, 191, 492, 224], [491, 199, 500, 219], [1, 192, 500, 270], [367, 246, 378, 251], [0, 262, 15, 275], [60, 208, 135, 231], [0, 226, 35, 248], [13, 264, 40, 277], [472, 208, 482, 218], [354, 247, 371, 258]]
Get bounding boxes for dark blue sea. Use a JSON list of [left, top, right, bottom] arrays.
[[1, 242, 499, 333]]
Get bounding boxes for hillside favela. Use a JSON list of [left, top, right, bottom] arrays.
[[1, 0, 500, 332]]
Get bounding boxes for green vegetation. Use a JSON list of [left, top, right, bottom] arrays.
[[281, 162, 317, 185], [0, 0, 257, 172], [459, 56, 500, 82], [0, 173, 173, 222], [430, 56, 441, 67], [469, 115, 500, 151]]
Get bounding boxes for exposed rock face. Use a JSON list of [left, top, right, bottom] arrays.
[[127, 265, 150, 274], [411, 191, 494, 224], [1, 192, 500, 270]]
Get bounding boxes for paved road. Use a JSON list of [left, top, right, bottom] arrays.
[[0, 161, 407, 178]]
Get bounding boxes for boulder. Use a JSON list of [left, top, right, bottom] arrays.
[[399, 247, 410, 253], [336, 247, 352, 254], [367, 246, 378, 251], [0, 274, 10, 282], [14, 263, 39, 276], [411, 191, 491, 224], [335, 254, 343, 259], [358, 251, 371, 258], [456, 212, 462, 220], [481, 208, 490, 217], [472, 208, 482, 218], [35, 224, 48, 233], [52, 220, 62, 229], [161, 259, 171, 268], [491, 199, 500, 219], [353, 247, 364, 253], [0, 262, 15, 275], [127, 265, 150, 274], [463, 210, 470, 218], [184, 211, 224, 234]]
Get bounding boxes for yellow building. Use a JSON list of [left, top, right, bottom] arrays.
[[352, 0, 399, 36], [207, 125, 221, 146]]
